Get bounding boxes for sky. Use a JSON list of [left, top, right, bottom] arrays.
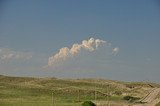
[[0, 0, 160, 82]]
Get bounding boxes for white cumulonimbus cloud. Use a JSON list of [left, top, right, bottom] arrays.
[[0, 48, 33, 61], [48, 38, 119, 67]]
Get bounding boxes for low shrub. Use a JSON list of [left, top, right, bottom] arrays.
[[81, 101, 96, 106], [123, 96, 140, 102]]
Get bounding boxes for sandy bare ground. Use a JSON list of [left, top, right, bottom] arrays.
[[133, 88, 160, 106], [93, 88, 160, 106]]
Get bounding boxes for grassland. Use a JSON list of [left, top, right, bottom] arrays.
[[0, 75, 159, 106], [156, 102, 160, 106]]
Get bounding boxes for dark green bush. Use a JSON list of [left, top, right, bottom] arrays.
[[81, 101, 96, 106], [123, 96, 140, 102]]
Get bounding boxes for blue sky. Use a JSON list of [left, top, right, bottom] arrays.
[[0, 0, 160, 82]]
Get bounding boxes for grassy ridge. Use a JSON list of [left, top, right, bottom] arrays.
[[0, 75, 159, 106]]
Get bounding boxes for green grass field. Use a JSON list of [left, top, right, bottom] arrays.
[[0, 75, 159, 106]]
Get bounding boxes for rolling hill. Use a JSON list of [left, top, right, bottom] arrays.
[[0, 75, 160, 106]]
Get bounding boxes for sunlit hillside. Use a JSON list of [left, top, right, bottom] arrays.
[[0, 75, 159, 106]]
